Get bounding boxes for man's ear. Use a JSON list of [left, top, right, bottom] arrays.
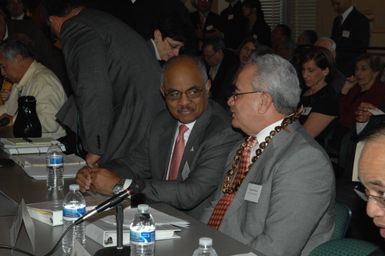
[[258, 92, 273, 114]]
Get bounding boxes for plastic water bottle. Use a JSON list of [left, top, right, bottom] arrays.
[[46, 141, 64, 190], [62, 184, 86, 255], [192, 237, 218, 256], [130, 204, 155, 256]]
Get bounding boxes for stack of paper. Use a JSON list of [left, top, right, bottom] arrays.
[[0, 137, 65, 155], [86, 206, 190, 247], [10, 153, 85, 180]]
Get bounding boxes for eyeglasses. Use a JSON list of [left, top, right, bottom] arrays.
[[163, 86, 205, 101], [354, 184, 385, 208], [230, 91, 263, 101]]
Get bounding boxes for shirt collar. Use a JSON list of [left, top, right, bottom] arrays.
[[178, 120, 196, 131], [150, 39, 161, 61], [14, 60, 36, 91], [341, 5, 353, 23], [255, 119, 283, 144]]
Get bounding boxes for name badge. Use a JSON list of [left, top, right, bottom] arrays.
[[228, 14, 234, 20], [342, 30, 350, 38], [302, 107, 312, 116], [244, 183, 262, 203], [206, 25, 214, 31]]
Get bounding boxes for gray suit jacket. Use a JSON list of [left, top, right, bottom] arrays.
[[57, 9, 164, 164], [201, 122, 335, 256], [103, 101, 242, 218]]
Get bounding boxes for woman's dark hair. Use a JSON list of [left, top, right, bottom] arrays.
[[242, 0, 265, 21], [300, 46, 335, 83]]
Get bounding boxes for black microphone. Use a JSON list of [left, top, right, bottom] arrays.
[[0, 116, 10, 127], [74, 180, 144, 225]]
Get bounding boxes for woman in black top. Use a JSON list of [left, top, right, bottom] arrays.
[[299, 46, 339, 145]]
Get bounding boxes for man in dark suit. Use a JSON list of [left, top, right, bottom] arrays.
[[190, 0, 223, 49], [76, 55, 241, 218], [201, 54, 335, 256], [331, 0, 370, 77], [43, 0, 164, 166], [202, 36, 239, 111], [220, 0, 248, 49]]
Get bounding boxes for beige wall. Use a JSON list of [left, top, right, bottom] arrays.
[[316, 0, 385, 48]]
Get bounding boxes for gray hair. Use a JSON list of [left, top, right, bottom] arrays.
[[0, 37, 35, 60], [315, 37, 336, 52], [160, 55, 208, 87], [248, 53, 300, 115]]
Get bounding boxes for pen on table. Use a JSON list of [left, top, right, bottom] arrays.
[[23, 137, 32, 143]]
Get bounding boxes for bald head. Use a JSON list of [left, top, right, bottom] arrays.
[[315, 37, 336, 59], [160, 55, 210, 124]]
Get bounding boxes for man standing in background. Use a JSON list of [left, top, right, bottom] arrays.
[[330, 0, 370, 77], [43, 0, 164, 166]]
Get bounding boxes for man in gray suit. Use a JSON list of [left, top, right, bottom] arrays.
[[200, 54, 335, 256], [76, 55, 241, 218], [43, 0, 168, 166]]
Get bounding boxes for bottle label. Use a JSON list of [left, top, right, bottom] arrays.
[[47, 155, 64, 167], [63, 206, 86, 220], [130, 230, 155, 244]]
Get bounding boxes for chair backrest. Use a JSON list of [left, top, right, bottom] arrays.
[[331, 202, 352, 240], [309, 238, 380, 256]]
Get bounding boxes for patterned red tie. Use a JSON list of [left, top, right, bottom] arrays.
[[167, 124, 189, 180], [208, 136, 257, 229]]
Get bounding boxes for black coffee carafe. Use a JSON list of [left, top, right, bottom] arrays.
[[13, 96, 42, 138]]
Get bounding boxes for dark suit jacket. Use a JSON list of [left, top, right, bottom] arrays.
[[190, 11, 224, 39], [209, 49, 239, 110], [57, 9, 164, 164], [331, 7, 370, 76], [220, 1, 248, 49], [103, 101, 242, 218], [201, 122, 335, 256]]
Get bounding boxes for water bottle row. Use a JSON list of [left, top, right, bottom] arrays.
[[60, 185, 217, 256]]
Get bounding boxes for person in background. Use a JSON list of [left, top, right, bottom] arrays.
[[76, 55, 241, 218], [43, 0, 164, 166], [241, 0, 271, 47], [202, 36, 239, 111], [297, 30, 318, 46], [5, 0, 27, 20], [238, 37, 273, 67], [201, 53, 335, 256], [315, 37, 346, 94], [190, 0, 223, 50], [0, 38, 66, 138], [271, 24, 295, 61], [220, 0, 248, 49], [299, 46, 338, 146], [330, 0, 370, 77]]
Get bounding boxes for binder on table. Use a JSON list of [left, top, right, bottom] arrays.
[[0, 137, 65, 155]]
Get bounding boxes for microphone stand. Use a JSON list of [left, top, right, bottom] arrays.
[[94, 204, 130, 256]]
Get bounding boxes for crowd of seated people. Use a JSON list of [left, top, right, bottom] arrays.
[[0, 0, 384, 254]]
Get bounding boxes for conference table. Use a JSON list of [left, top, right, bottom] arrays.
[[0, 150, 265, 256]]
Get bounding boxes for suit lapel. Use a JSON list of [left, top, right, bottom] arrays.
[[178, 103, 213, 179], [158, 119, 178, 180], [224, 122, 298, 218]]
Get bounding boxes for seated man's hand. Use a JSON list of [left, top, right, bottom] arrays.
[[76, 166, 93, 192], [86, 152, 101, 168], [90, 168, 121, 195]]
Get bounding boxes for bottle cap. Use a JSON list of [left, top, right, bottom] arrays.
[[199, 237, 213, 247], [69, 184, 80, 191], [137, 204, 149, 213]]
